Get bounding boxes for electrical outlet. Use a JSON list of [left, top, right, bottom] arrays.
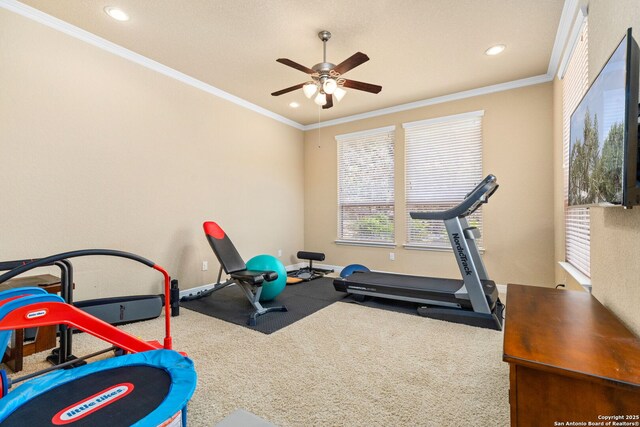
[[277, 249, 282, 257], [389, 252, 395, 261], [202, 261, 208, 271]]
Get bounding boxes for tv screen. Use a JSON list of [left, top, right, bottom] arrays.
[[568, 28, 640, 207]]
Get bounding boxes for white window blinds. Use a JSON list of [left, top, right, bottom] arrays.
[[404, 111, 483, 248], [337, 126, 395, 243], [563, 20, 590, 277]]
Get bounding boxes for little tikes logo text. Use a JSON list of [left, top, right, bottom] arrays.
[[26, 309, 47, 319], [52, 383, 134, 425]]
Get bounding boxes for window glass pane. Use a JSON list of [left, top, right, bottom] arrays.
[[337, 128, 395, 243], [404, 114, 483, 248]]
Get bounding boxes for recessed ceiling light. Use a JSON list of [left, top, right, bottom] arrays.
[[104, 6, 130, 22], [485, 44, 506, 56], [289, 102, 300, 108]]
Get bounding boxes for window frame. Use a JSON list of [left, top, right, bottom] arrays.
[[561, 17, 591, 279], [402, 110, 485, 251], [335, 125, 396, 247]]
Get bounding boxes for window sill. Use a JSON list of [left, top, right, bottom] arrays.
[[334, 240, 397, 249], [403, 244, 485, 254], [558, 262, 591, 293]]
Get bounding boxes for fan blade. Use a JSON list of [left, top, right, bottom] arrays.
[[342, 79, 382, 94], [271, 83, 305, 96], [322, 94, 333, 109], [276, 58, 315, 74], [333, 52, 369, 75]]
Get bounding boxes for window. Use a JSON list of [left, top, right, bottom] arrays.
[[562, 19, 590, 277], [404, 111, 483, 249], [337, 126, 395, 244]]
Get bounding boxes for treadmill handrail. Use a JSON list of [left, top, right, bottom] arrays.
[[410, 174, 498, 221]]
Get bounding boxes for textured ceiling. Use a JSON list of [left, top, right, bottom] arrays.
[[20, 0, 565, 126]]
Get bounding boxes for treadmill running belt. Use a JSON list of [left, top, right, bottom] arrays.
[[1, 366, 171, 426], [346, 272, 465, 293]]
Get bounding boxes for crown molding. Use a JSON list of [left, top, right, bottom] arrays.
[[303, 74, 552, 130], [2, 0, 576, 132], [556, 5, 588, 79], [547, 0, 580, 77], [0, 0, 305, 130]]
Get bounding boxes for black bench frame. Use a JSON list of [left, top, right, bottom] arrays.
[[181, 222, 287, 326]]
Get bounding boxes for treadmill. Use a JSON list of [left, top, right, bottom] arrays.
[[334, 174, 504, 331]]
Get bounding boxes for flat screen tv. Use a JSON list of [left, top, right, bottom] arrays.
[[568, 28, 640, 207]]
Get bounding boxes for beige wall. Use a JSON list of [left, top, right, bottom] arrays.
[[0, 9, 304, 300], [304, 83, 555, 287], [586, 0, 640, 334]]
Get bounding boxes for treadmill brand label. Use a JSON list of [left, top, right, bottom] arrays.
[[350, 286, 374, 291], [452, 233, 473, 276], [51, 382, 134, 425]]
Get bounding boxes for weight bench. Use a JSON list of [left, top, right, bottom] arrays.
[[181, 222, 287, 326]]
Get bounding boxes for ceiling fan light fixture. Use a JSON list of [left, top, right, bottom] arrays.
[[303, 82, 318, 99], [333, 86, 346, 102], [323, 78, 337, 94], [271, 30, 381, 110], [314, 91, 327, 106]]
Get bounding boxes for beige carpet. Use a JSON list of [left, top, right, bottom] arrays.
[[7, 303, 509, 426]]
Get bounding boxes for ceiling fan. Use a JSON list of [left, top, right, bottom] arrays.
[[271, 30, 382, 109]]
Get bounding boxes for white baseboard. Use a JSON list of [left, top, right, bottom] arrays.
[[179, 282, 235, 299], [285, 262, 307, 272]]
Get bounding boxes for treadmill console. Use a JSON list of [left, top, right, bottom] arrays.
[[410, 174, 499, 221]]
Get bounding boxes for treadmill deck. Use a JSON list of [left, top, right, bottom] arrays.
[[334, 271, 499, 309]]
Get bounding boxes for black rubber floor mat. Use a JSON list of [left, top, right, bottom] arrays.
[[180, 277, 346, 334]]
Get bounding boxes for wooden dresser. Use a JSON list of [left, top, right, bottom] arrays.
[[503, 284, 640, 427]]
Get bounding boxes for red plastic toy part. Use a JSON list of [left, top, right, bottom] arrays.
[[0, 302, 162, 354], [153, 264, 172, 350], [0, 249, 175, 351]]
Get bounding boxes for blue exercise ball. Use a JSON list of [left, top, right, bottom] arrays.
[[340, 264, 370, 278], [246, 254, 287, 302]]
